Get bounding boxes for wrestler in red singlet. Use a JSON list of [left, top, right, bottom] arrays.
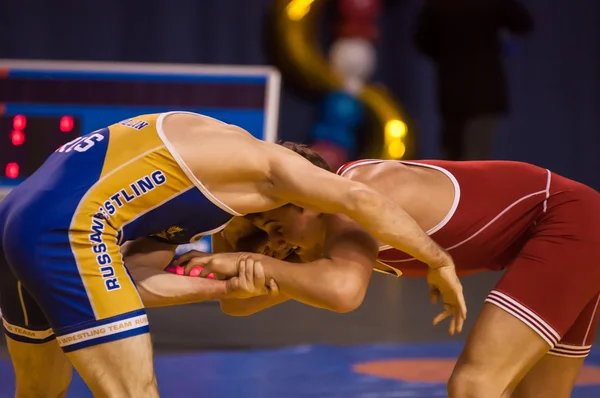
[[338, 160, 600, 358]]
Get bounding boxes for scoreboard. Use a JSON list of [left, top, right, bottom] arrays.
[[0, 114, 81, 180], [0, 59, 281, 253]]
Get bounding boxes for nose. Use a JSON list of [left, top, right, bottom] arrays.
[[269, 234, 285, 248]]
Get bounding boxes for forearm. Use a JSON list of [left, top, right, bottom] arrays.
[[121, 238, 177, 270], [240, 254, 364, 312], [220, 294, 290, 316], [348, 189, 450, 267], [130, 266, 228, 308]]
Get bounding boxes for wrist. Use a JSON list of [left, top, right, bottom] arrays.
[[207, 279, 229, 300], [427, 249, 453, 270], [242, 253, 275, 279]]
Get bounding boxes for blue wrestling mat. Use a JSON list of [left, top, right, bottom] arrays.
[[0, 342, 599, 397]]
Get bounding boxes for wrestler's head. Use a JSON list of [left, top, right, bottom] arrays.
[[247, 142, 332, 256], [223, 217, 295, 259]]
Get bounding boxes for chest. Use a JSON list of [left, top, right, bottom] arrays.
[[121, 188, 234, 244]]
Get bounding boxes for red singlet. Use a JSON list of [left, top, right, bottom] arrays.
[[338, 160, 600, 358]]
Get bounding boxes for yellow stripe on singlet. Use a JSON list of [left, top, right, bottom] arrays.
[[69, 114, 195, 320]]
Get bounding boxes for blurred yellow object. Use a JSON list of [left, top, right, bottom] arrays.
[[386, 140, 406, 159], [286, 0, 316, 21], [384, 119, 407, 159], [385, 120, 407, 139], [271, 0, 412, 159]]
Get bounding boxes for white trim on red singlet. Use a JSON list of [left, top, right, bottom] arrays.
[[543, 168, 552, 212], [156, 111, 243, 217], [380, 168, 552, 263], [548, 343, 592, 358], [579, 293, 600, 349], [485, 289, 560, 347], [338, 160, 461, 251]]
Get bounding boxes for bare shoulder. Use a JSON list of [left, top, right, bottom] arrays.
[[161, 113, 269, 182], [324, 214, 378, 259], [343, 161, 408, 189]]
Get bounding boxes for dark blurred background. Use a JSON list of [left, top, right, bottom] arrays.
[[0, 0, 599, 352]]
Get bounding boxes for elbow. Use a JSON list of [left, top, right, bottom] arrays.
[[327, 275, 367, 313], [346, 185, 378, 216], [137, 287, 163, 309], [219, 301, 256, 317]]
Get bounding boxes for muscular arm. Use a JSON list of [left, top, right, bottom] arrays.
[[174, 124, 449, 268], [263, 144, 451, 269], [220, 223, 378, 314], [220, 293, 291, 316], [128, 266, 228, 307], [122, 238, 228, 307]]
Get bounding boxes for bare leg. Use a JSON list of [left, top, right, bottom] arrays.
[[448, 303, 549, 398], [66, 333, 158, 398], [510, 355, 584, 398], [6, 336, 72, 398]]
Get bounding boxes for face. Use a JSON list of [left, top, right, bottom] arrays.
[[249, 205, 326, 256], [223, 216, 294, 259]]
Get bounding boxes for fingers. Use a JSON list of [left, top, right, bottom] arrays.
[[433, 309, 451, 326], [433, 305, 466, 336], [238, 258, 249, 292], [227, 277, 240, 292], [245, 258, 254, 286], [458, 287, 467, 320], [253, 259, 266, 289], [199, 264, 213, 278], [450, 283, 467, 334], [174, 250, 209, 266], [454, 307, 465, 334], [189, 265, 203, 277], [268, 279, 280, 296], [429, 286, 440, 305], [449, 314, 457, 336], [183, 255, 212, 275]]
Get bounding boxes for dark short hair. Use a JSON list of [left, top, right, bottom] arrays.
[[278, 141, 333, 172]]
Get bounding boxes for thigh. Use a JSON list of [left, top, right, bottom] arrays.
[[548, 292, 600, 359], [487, 218, 600, 353], [471, 215, 600, 394], [1, 250, 72, 397], [455, 222, 600, 396], [450, 303, 550, 397], [66, 333, 158, 397], [0, 251, 55, 345], [4, 228, 156, 396], [3, 225, 149, 353], [511, 354, 584, 398], [6, 337, 73, 398]]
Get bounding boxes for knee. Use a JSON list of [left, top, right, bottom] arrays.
[[15, 367, 72, 398], [120, 373, 158, 397], [448, 365, 503, 398]]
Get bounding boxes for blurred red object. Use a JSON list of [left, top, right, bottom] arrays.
[[13, 115, 26, 130], [11, 130, 25, 146], [5, 162, 19, 179], [60, 116, 74, 132], [166, 265, 214, 279], [338, 0, 381, 40], [312, 140, 349, 171]]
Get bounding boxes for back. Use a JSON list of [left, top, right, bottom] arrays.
[[339, 160, 556, 277], [0, 112, 236, 246]]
